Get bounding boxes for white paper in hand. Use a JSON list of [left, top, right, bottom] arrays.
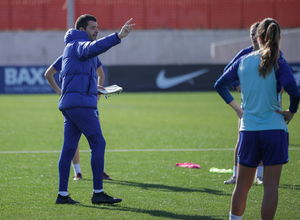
[[98, 85, 123, 97]]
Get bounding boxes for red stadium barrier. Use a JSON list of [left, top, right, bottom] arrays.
[[0, 0, 299, 30], [243, 0, 276, 29], [112, 0, 145, 29], [276, 0, 300, 28], [144, 0, 178, 29], [75, 0, 113, 30], [177, 0, 211, 29], [211, 0, 243, 29], [44, 0, 67, 30], [10, 0, 44, 30], [0, 0, 10, 30]]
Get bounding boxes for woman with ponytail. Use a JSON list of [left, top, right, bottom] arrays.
[[257, 19, 281, 78], [215, 18, 300, 220]]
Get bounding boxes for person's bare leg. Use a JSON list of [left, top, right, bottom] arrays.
[[234, 119, 241, 168], [72, 145, 82, 180], [255, 160, 264, 184], [231, 164, 256, 216], [224, 120, 240, 184], [73, 145, 80, 164], [234, 135, 239, 167], [261, 164, 282, 220]]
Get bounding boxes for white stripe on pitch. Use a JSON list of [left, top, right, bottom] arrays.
[[0, 148, 299, 154]]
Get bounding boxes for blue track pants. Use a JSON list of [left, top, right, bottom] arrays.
[[58, 108, 106, 192]]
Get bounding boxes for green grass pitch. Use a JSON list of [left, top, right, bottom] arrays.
[[0, 92, 299, 219]]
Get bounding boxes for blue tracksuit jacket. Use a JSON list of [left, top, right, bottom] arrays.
[[58, 29, 121, 111]]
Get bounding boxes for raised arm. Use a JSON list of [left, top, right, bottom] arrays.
[[77, 19, 135, 60]]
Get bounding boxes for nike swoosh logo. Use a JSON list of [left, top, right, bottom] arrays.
[[156, 68, 209, 89]]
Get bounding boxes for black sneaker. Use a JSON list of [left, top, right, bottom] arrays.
[[91, 192, 122, 204], [55, 194, 80, 204]]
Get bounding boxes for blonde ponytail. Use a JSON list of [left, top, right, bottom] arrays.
[[257, 18, 280, 78]]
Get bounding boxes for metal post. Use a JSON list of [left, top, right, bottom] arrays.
[[67, 0, 74, 29]]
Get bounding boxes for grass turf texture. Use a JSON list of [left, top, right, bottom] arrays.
[[0, 92, 299, 219]]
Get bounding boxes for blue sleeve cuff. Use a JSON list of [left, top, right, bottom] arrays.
[[231, 81, 240, 90], [214, 75, 234, 104], [115, 32, 121, 41], [284, 81, 300, 113]]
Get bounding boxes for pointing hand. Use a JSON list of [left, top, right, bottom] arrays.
[[118, 18, 135, 39]]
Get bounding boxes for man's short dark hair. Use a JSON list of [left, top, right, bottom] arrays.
[[75, 14, 97, 30]]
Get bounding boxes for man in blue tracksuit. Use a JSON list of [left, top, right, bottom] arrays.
[[55, 14, 134, 204]]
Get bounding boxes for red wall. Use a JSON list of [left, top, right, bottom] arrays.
[[0, 0, 299, 30]]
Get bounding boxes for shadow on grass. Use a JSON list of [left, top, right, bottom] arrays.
[[78, 204, 224, 220], [251, 183, 299, 191], [279, 184, 300, 190], [105, 180, 231, 196], [80, 178, 92, 181]]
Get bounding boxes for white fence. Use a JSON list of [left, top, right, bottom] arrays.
[[0, 29, 299, 66]]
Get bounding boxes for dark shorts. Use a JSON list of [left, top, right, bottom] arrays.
[[237, 130, 289, 167]]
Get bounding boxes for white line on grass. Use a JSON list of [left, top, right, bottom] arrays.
[[0, 148, 299, 154]]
